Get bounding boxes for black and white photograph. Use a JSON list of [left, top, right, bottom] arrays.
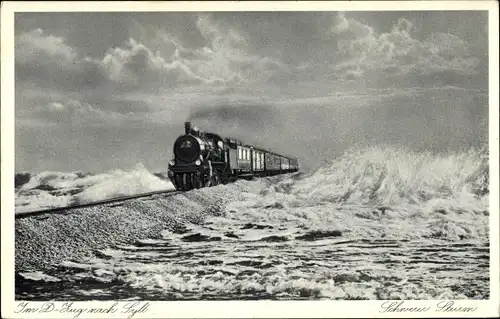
[[1, 1, 499, 318]]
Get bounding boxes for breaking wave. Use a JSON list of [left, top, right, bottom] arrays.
[[292, 146, 488, 210], [15, 163, 174, 214]]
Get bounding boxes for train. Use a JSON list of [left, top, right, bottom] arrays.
[[167, 122, 299, 191]]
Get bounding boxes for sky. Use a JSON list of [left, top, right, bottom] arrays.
[[14, 11, 489, 173]]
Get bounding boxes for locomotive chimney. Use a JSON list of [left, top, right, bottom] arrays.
[[184, 122, 191, 135]]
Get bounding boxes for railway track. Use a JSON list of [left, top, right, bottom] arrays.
[[15, 189, 181, 219]]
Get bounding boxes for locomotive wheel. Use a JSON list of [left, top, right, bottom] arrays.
[[193, 174, 203, 189], [212, 173, 220, 186], [190, 174, 196, 189], [220, 171, 231, 184], [182, 173, 187, 190], [174, 174, 184, 190], [203, 173, 212, 187], [183, 173, 193, 191], [187, 173, 194, 190]]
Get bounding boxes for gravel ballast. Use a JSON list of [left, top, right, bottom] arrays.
[[15, 186, 241, 271]]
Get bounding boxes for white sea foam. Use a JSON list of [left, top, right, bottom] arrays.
[[292, 146, 488, 209], [15, 163, 174, 213], [19, 271, 61, 282], [73, 163, 174, 205]]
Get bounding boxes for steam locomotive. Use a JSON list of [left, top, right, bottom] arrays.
[[167, 122, 299, 191]]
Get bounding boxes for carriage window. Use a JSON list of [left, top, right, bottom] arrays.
[[238, 148, 242, 159]]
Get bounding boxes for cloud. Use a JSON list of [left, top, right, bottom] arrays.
[[113, 14, 293, 90], [15, 17, 288, 97], [100, 38, 212, 89], [330, 13, 482, 82], [16, 29, 200, 92], [16, 29, 109, 91], [16, 13, 485, 106], [332, 12, 374, 39], [106, 13, 290, 89], [16, 28, 76, 62], [180, 14, 289, 85], [47, 102, 65, 111]]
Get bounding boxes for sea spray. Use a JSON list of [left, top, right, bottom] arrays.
[[73, 163, 174, 205], [292, 146, 488, 210], [15, 163, 174, 214]]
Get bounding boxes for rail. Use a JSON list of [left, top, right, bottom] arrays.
[[15, 189, 180, 219]]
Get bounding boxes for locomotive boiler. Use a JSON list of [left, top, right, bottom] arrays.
[[167, 122, 299, 191]]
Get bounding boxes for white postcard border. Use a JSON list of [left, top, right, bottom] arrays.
[[2, 1, 499, 318]]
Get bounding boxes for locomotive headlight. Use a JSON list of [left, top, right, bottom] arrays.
[[195, 159, 201, 166], [169, 160, 175, 166]]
